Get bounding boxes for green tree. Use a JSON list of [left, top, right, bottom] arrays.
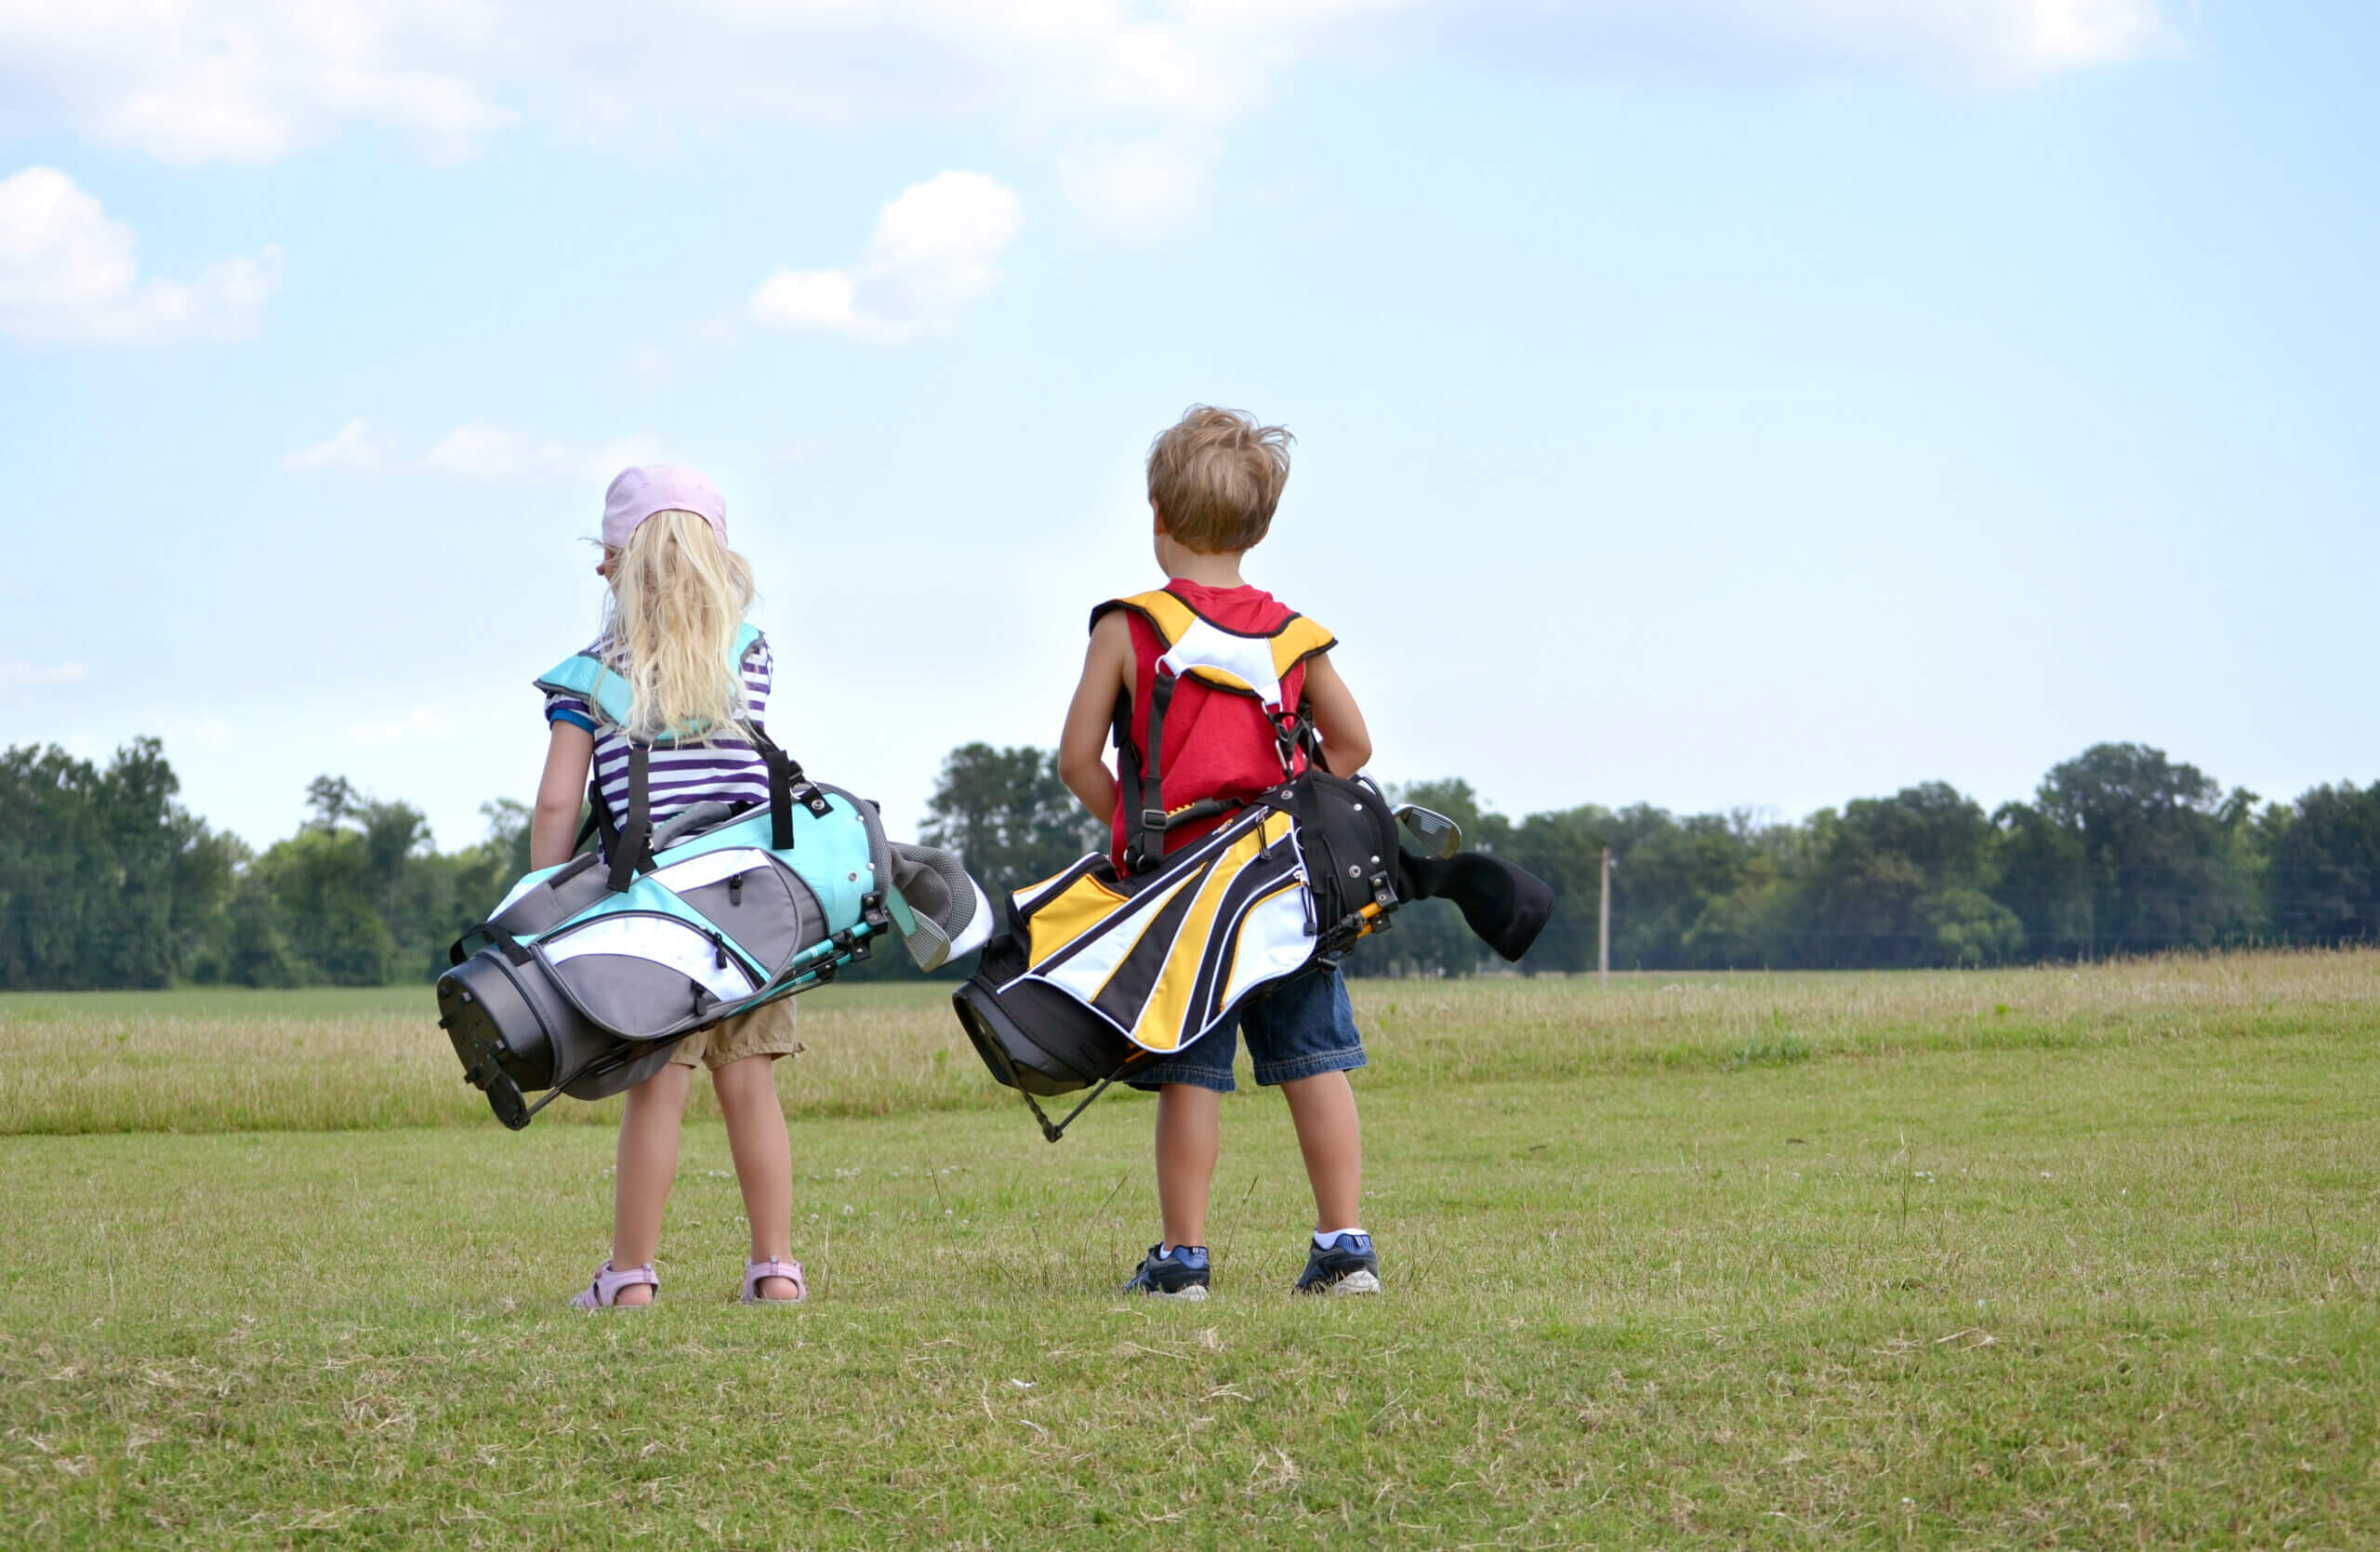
[[921, 743, 1103, 910], [1799, 783, 2021, 966], [216, 871, 303, 988], [1991, 799, 2096, 959], [0, 738, 237, 989], [1500, 804, 1616, 973], [2002, 743, 2260, 955], [2268, 781, 2380, 942], [237, 776, 445, 986], [0, 744, 110, 988]]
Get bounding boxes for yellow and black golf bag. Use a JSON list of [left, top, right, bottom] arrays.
[[952, 590, 1553, 1140]]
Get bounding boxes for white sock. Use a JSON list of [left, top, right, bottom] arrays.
[[1315, 1227, 1365, 1248]]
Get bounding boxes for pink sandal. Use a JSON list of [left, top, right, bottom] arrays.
[[571, 1259, 659, 1310], [743, 1258, 806, 1305]]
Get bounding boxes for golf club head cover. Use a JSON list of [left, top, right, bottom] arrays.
[[1395, 848, 1555, 962]]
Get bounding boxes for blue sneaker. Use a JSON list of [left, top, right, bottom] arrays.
[[1294, 1232, 1379, 1295], [1123, 1243, 1210, 1300]]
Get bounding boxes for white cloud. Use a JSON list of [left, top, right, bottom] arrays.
[[0, 166, 282, 344], [0, 6, 515, 166], [283, 418, 393, 472], [0, 660, 91, 697], [575, 435, 663, 483], [749, 171, 1023, 343], [0, 3, 2176, 228], [424, 420, 518, 477], [351, 706, 455, 747], [422, 422, 660, 481], [1061, 128, 1223, 239], [1411, 1, 2175, 86]]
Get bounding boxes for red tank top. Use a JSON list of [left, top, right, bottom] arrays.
[[1107, 580, 1316, 870]]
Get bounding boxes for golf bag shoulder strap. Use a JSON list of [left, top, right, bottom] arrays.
[[536, 623, 767, 738], [605, 744, 653, 892], [1096, 590, 1335, 875], [585, 719, 823, 889], [1091, 590, 1335, 709]]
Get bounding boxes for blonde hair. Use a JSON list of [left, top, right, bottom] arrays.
[[1146, 405, 1294, 553], [598, 510, 757, 741]]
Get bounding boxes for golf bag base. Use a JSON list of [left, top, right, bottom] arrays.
[[438, 941, 687, 1132], [950, 975, 1164, 1142]]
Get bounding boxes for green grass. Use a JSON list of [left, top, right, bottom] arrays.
[[2, 954, 2376, 1546]]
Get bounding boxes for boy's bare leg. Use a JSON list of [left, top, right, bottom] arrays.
[[713, 1055, 799, 1300], [1279, 1070, 1364, 1232], [1154, 1083, 1223, 1248], [610, 1062, 694, 1306]]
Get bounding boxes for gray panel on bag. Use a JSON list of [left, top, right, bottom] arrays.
[[490, 853, 614, 939], [675, 859, 822, 979], [549, 953, 715, 1040]]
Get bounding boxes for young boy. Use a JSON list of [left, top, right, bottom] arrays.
[[1057, 405, 1381, 1299]]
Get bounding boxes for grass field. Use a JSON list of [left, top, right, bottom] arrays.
[[1, 954, 2375, 1547]]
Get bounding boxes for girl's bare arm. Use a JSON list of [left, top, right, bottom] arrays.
[[530, 723, 597, 869]]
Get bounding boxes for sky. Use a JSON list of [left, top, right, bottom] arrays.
[[3, 1, 2375, 856]]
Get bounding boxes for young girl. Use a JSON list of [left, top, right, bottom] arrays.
[[532, 463, 805, 1308]]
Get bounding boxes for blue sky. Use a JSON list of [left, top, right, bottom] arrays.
[[4, 2, 2374, 856]]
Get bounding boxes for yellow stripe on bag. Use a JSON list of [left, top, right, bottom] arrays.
[[1128, 813, 1291, 1052], [1025, 872, 1130, 964]]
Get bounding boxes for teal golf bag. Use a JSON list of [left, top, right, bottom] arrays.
[[439, 629, 989, 1129]]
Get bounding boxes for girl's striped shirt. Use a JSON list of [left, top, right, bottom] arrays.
[[540, 634, 776, 839]]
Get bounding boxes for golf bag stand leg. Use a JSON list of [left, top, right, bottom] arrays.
[[1022, 1068, 1126, 1144]]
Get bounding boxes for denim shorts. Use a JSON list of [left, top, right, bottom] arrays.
[[1126, 965, 1366, 1094]]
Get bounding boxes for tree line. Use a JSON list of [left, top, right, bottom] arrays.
[[0, 740, 526, 990], [894, 739, 2380, 975], [4, 736, 2378, 990]]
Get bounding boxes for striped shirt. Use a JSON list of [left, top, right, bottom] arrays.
[[541, 634, 776, 838]]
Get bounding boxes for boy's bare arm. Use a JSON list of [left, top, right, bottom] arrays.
[[1302, 653, 1373, 776], [1058, 612, 1133, 825]]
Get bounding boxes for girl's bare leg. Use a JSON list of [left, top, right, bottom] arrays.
[[610, 1062, 694, 1306], [714, 1055, 798, 1299]]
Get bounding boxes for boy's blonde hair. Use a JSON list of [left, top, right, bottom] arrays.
[[600, 509, 758, 741], [1146, 405, 1293, 554]]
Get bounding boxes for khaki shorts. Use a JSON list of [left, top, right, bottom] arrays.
[[669, 1000, 803, 1070]]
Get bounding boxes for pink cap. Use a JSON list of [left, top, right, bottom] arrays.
[[602, 464, 729, 550]]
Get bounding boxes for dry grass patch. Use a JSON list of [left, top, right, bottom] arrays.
[[1, 949, 2373, 1135]]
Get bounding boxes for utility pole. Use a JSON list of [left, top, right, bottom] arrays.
[[1598, 845, 1611, 988]]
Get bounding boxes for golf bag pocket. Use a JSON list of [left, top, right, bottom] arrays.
[[537, 909, 760, 1039]]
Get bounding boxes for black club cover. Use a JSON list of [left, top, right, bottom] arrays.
[[1395, 849, 1555, 963]]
